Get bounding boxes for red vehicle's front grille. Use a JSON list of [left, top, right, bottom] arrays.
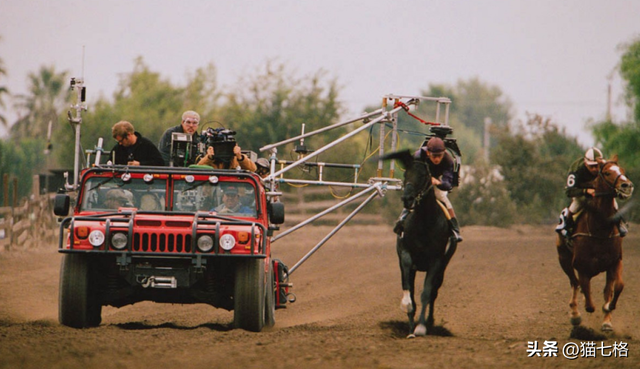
[[132, 232, 193, 253]]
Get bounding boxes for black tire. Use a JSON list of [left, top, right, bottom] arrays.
[[264, 261, 276, 328], [59, 254, 102, 328], [234, 258, 265, 332]]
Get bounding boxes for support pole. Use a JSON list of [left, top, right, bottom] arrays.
[[272, 184, 379, 242], [260, 108, 384, 153], [287, 187, 381, 275], [266, 106, 404, 180]]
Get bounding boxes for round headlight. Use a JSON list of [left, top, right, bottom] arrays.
[[88, 230, 105, 247], [219, 234, 236, 251], [111, 232, 128, 250], [197, 235, 214, 252]]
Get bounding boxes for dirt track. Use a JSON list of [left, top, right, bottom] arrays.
[[1, 224, 639, 369]]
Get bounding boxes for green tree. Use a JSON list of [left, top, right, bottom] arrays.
[[54, 57, 220, 168], [492, 114, 583, 223], [454, 77, 513, 136], [11, 65, 69, 141], [0, 138, 47, 203], [452, 158, 517, 227], [591, 36, 640, 191], [0, 41, 8, 128], [619, 36, 640, 122], [222, 61, 344, 154]]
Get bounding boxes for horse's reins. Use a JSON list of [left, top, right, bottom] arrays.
[[406, 161, 435, 210]]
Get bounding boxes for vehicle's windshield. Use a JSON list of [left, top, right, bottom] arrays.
[[80, 175, 257, 217], [81, 177, 167, 211], [173, 180, 257, 216]]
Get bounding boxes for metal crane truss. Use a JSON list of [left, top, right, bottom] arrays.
[[78, 93, 452, 276], [259, 94, 452, 275]]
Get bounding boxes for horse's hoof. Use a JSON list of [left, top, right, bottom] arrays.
[[406, 334, 416, 339], [602, 322, 613, 332], [586, 306, 595, 313], [570, 316, 582, 326], [413, 324, 427, 336]]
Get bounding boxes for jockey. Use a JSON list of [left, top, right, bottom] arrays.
[[555, 147, 628, 238], [394, 137, 463, 242]]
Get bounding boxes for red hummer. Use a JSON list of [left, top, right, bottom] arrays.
[[54, 165, 288, 332]]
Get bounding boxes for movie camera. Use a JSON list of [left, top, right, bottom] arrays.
[[169, 127, 238, 167], [199, 127, 237, 165]]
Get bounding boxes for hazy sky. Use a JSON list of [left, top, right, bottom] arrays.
[[2, 0, 639, 146]]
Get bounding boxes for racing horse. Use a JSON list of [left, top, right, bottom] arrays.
[[556, 156, 634, 331], [383, 150, 457, 337]]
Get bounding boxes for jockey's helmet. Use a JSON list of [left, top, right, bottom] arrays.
[[426, 137, 446, 153], [584, 147, 603, 166]]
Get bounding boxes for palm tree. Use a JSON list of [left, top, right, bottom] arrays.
[[11, 65, 69, 140], [0, 40, 8, 128]]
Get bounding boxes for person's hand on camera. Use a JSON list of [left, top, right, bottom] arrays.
[[234, 145, 244, 161], [206, 146, 215, 160]]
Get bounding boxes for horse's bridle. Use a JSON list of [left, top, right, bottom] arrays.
[[406, 161, 435, 210], [594, 161, 624, 197]]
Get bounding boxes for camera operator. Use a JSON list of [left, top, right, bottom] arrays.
[[197, 144, 257, 171], [158, 110, 202, 166], [194, 127, 255, 171]]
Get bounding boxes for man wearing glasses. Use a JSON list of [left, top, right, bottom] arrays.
[[111, 121, 164, 166], [158, 110, 202, 166], [393, 137, 462, 242]]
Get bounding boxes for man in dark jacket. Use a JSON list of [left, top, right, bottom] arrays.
[[394, 137, 462, 242], [158, 110, 202, 166], [111, 121, 164, 166]]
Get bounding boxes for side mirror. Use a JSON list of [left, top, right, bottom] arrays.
[[268, 202, 285, 225], [53, 194, 70, 216]]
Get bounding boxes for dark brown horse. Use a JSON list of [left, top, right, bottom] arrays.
[[383, 150, 457, 337], [557, 156, 634, 331]]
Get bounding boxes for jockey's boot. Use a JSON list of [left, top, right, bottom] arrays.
[[393, 208, 409, 235], [447, 208, 463, 242], [618, 218, 628, 238], [449, 217, 463, 242]]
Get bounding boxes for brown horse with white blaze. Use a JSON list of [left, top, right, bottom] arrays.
[[556, 156, 634, 331]]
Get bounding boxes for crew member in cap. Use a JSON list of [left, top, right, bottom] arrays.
[[213, 185, 253, 214], [556, 147, 627, 238], [394, 137, 462, 242], [255, 158, 270, 178]]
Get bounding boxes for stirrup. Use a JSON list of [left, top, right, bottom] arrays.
[[450, 228, 463, 242]]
